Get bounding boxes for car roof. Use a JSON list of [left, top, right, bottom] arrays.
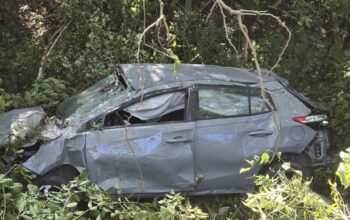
[[119, 63, 278, 91]]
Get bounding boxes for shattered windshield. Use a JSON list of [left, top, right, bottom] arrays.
[[57, 74, 131, 125]]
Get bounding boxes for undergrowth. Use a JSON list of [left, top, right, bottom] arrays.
[[0, 148, 349, 219]]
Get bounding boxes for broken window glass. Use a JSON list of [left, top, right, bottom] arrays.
[[57, 74, 127, 120], [104, 91, 186, 127], [57, 74, 133, 125], [68, 88, 131, 126], [199, 87, 250, 119]]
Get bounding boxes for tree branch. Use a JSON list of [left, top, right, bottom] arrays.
[[214, 0, 289, 153], [36, 21, 71, 80]]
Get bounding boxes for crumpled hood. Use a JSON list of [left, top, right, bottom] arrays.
[[0, 106, 46, 146]]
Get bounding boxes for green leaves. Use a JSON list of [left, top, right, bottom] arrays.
[[0, 77, 69, 116], [21, 77, 70, 108], [173, 57, 181, 75], [0, 169, 208, 219], [240, 152, 272, 174], [66, 202, 78, 208], [17, 196, 27, 213], [245, 163, 349, 219], [336, 148, 350, 189], [240, 167, 251, 174], [158, 192, 208, 219], [260, 152, 270, 164], [0, 0, 349, 218]]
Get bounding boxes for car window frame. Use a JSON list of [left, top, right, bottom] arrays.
[[195, 84, 275, 120], [100, 85, 196, 130]]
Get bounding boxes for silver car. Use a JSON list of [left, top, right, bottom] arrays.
[[1, 64, 332, 196]]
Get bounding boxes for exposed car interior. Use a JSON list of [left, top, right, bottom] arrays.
[[104, 91, 186, 127]]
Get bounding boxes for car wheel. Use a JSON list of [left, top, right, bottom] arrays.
[[265, 160, 312, 179], [40, 165, 79, 187]]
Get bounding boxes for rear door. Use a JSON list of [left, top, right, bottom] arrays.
[[193, 85, 279, 193], [85, 88, 196, 195]]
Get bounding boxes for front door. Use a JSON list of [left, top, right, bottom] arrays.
[[85, 89, 195, 195]]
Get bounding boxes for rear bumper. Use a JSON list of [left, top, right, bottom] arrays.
[[305, 127, 333, 167]]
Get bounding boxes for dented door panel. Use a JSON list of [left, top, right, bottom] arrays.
[[85, 122, 195, 194], [23, 133, 87, 175]]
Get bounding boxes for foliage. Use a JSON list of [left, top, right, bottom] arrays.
[[242, 148, 350, 219], [1, 0, 349, 146], [244, 168, 350, 219], [0, 0, 350, 219], [0, 77, 69, 115], [239, 150, 350, 219], [0, 172, 207, 220], [1, 149, 349, 219], [337, 148, 350, 189]]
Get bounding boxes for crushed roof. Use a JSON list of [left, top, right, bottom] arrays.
[[119, 63, 276, 90]]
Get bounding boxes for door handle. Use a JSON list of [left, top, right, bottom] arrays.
[[166, 136, 192, 144], [248, 130, 273, 137]]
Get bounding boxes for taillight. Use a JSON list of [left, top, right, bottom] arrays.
[[293, 114, 329, 126]]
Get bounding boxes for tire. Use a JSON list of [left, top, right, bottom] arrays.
[[265, 160, 312, 179], [40, 165, 79, 187], [261, 153, 313, 179]]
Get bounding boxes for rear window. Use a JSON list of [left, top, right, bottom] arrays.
[[285, 87, 326, 112], [198, 86, 272, 119]]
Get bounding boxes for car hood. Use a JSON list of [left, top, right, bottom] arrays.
[[0, 107, 66, 148]]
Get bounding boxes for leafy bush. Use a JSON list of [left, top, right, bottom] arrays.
[[243, 148, 350, 220], [244, 169, 349, 219], [0, 172, 207, 220], [2, 150, 350, 220], [0, 77, 69, 115], [23, 77, 70, 108], [337, 148, 350, 189], [2, 0, 349, 147]]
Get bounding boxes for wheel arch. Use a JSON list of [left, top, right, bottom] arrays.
[[258, 152, 313, 175], [36, 164, 81, 187]]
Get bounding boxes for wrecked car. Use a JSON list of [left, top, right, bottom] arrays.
[[0, 64, 333, 196]]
